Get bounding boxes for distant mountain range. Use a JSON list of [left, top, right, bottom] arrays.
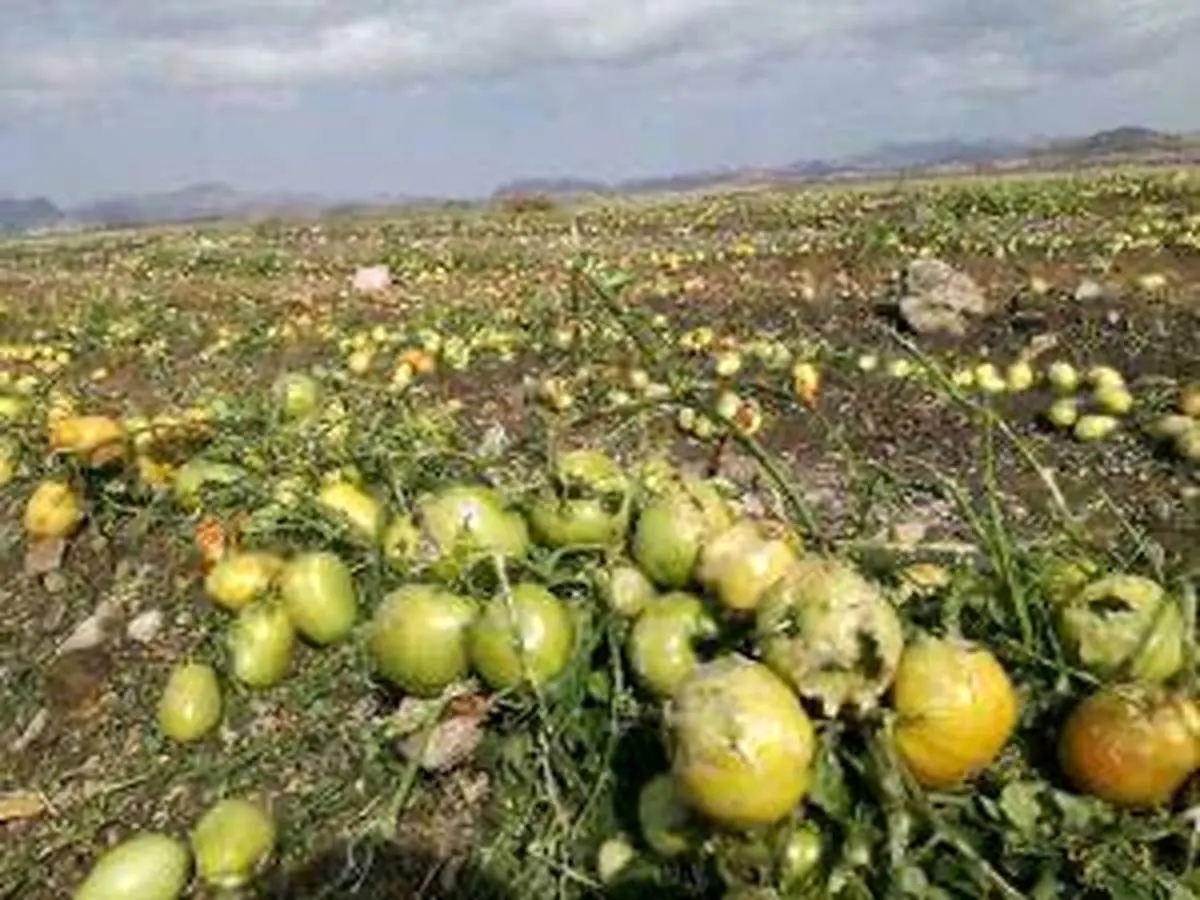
[[2, 126, 1198, 234]]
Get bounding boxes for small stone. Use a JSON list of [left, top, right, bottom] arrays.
[[126, 609, 164, 644], [351, 265, 391, 293], [1074, 278, 1105, 302]]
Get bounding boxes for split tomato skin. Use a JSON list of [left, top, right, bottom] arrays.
[[890, 636, 1019, 789], [1059, 685, 1200, 809]]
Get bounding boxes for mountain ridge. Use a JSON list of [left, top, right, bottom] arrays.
[[2, 126, 1197, 233]]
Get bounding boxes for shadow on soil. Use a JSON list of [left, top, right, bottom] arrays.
[[264, 837, 515, 900]]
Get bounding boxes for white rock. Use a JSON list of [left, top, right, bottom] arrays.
[[351, 265, 391, 292], [126, 609, 165, 644]]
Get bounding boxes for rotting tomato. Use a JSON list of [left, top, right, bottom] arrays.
[[204, 551, 284, 613], [755, 557, 904, 717], [890, 636, 1018, 789], [695, 519, 801, 613], [368, 584, 477, 697], [24, 479, 84, 540], [529, 448, 632, 548], [632, 476, 734, 589], [48, 414, 126, 468], [1059, 684, 1200, 809], [1054, 573, 1184, 683], [666, 655, 817, 829], [468, 582, 574, 690], [628, 592, 718, 698], [278, 551, 358, 645]]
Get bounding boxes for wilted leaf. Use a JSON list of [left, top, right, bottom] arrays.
[[24, 536, 66, 576], [0, 791, 47, 823]]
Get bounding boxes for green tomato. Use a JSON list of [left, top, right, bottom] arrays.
[[173, 459, 244, 510], [190, 797, 276, 889], [637, 774, 701, 857], [628, 592, 718, 698], [632, 477, 734, 589], [272, 371, 321, 420], [1055, 573, 1183, 682], [368, 584, 477, 697], [228, 602, 296, 688], [777, 823, 824, 890], [468, 582, 574, 690], [157, 662, 222, 743], [74, 834, 191, 900], [417, 484, 530, 580], [529, 448, 632, 548], [595, 563, 658, 618], [279, 551, 358, 645]]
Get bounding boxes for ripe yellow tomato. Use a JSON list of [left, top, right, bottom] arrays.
[[891, 636, 1018, 789], [1059, 685, 1200, 809]]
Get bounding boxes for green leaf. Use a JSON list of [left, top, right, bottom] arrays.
[[809, 739, 853, 820], [998, 781, 1043, 836]]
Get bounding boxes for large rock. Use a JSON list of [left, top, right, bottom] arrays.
[[898, 258, 990, 336]]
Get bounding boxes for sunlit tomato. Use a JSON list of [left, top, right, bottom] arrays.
[[228, 602, 295, 689], [667, 655, 816, 829], [627, 592, 718, 698], [695, 519, 801, 612], [157, 662, 222, 743], [368, 584, 477, 697], [317, 480, 383, 543], [1059, 685, 1200, 809], [278, 551, 358, 645], [891, 636, 1019, 789], [468, 582, 574, 690], [271, 371, 321, 420], [190, 797, 276, 889], [529, 448, 632, 548], [632, 476, 734, 589], [74, 833, 191, 900]]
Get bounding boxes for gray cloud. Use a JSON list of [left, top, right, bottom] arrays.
[[1, 0, 1197, 105]]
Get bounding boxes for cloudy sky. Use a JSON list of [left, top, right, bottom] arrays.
[[1, 1, 1197, 204]]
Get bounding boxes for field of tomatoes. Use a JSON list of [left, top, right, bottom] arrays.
[[1, 169, 1198, 899]]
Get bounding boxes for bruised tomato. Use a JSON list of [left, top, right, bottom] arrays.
[[666, 656, 816, 829], [891, 636, 1018, 789], [695, 519, 800, 613], [1059, 685, 1200, 809]]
